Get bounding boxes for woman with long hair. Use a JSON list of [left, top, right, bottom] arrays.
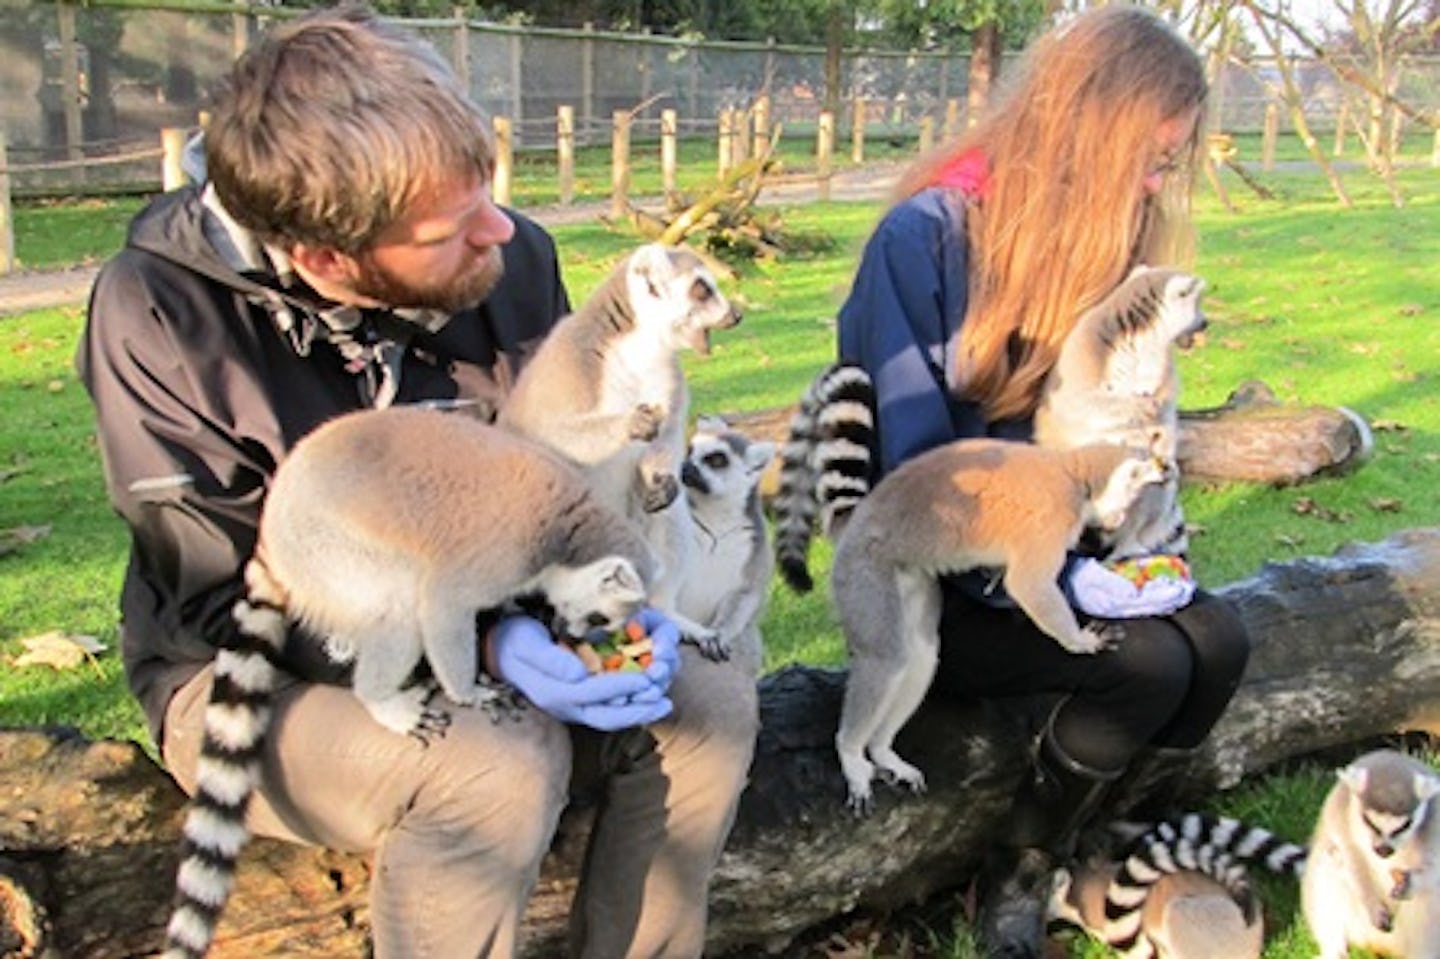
[[836, 7, 1251, 955]]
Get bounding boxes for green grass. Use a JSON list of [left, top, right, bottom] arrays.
[[9, 196, 147, 270], [2, 156, 1437, 958]]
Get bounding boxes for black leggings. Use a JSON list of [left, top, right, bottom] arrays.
[[932, 587, 1251, 773]]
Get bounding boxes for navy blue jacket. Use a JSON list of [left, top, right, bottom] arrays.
[[837, 186, 1029, 477]]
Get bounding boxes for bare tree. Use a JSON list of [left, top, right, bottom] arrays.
[[1244, 0, 1435, 206], [1240, 0, 1357, 205]]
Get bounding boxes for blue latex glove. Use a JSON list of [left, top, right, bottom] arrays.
[[490, 615, 673, 731]]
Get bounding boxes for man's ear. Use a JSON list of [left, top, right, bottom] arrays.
[[290, 242, 362, 289]]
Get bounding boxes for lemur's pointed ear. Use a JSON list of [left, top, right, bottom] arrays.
[[747, 442, 776, 471], [629, 243, 675, 297], [695, 414, 728, 434], [1338, 762, 1368, 793]]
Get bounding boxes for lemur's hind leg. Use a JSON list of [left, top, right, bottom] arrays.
[[347, 623, 449, 740], [834, 560, 929, 814], [861, 568, 939, 794]]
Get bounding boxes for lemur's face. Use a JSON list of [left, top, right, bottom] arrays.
[[626, 245, 742, 356], [682, 419, 773, 514], [1159, 272, 1207, 349]]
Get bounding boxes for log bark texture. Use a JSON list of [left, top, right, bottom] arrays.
[[727, 379, 1375, 495], [4, 527, 1438, 958]]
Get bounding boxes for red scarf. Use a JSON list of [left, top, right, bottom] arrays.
[[930, 148, 991, 199]]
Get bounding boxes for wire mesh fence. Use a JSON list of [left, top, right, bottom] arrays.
[[2, 3, 1438, 197]]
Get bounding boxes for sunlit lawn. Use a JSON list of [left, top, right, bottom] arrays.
[[2, 145, 1436, 957]]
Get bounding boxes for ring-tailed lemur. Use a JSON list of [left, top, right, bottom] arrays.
[[673, 415, 775, 676], [825, 438, 1168, 812], [162, 407, 655, 959], [1051, 811, 1307, 959], [1033, 265, 1207, 559], [773, 265, 1202, 588], [498, 243, 741, 651], [1302, 748, 1440, 959], [771, 361, 1172, 810]]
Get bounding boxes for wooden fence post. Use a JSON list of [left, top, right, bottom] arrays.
[[718, 108, 735, 176], [231, 11, 249, 60], [1261, 102, 1278, 171], [851, 96, 866, 163], [452, 7, 470, 99], [57, 2, 84, 172], [661, 108, 678, 209], [816, 110, 834, 202], [918, 115, 934, 155], [508, 33, 523, 148], [492, 116, 513, 207], [943, 98, 960, 141], [557, 105, 575, 206], [581, 23, 595, 141], [161, 127, 188, 191], [0, 133, 14, 276], [752, 94, 771, 160], [611, 110, 631, 221]]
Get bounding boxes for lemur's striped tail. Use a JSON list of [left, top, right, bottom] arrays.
[[1101, 812, 1307, 959], [771, 362, 875, 593], [163, 555, 287, 959]]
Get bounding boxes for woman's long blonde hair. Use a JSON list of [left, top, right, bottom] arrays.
[[896, 5, 1207, 422]]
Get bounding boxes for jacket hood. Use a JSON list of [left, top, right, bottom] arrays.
[[125, 187, 285, 304]]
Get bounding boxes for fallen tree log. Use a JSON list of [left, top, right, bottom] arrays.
[[4, 527, 1438, 958], [724, 378, 1375, 496]]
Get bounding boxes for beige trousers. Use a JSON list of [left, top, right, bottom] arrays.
[[162, 645, 759, 959]]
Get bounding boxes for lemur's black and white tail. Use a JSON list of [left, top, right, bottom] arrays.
[[163, 554, 288, 959], [771, 361, 875, 593], [1101, 812, 1307, 959]]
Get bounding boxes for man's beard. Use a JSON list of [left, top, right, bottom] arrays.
[[353, 245, 505, 314]]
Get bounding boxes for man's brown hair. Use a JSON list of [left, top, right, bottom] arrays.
[[206, 5, 494, 254]]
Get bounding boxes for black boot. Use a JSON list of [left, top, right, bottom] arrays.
[[1101, 745, 1204, 823], [975, 725, 1123, 958]]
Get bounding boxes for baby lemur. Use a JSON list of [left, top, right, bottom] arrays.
[[673, 415, 775, 677], [162, 407, 654, 959]]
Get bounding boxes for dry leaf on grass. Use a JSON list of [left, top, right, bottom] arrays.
[[1292, 497, 1352, 523], [0, 524, 52, 557], [9, 630, 107, 674]]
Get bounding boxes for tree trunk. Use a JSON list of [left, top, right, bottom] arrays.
[[728, 379, 1374, 497], [5, 526, 1438, 957], [966, 21, 1000, 122]]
